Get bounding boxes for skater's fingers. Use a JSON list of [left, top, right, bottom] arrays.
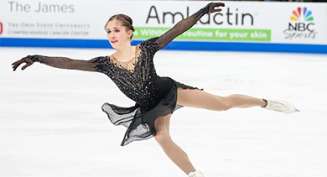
[[12, 59, 27, 71], [21, 62, 32, 70], [207, 3, 224, 13], [212, 3, 224, 11], [11, 59, 24, 66], [211, 2, 225, 8], [212, 8, 223, 13], [12, 62, 22, 71], [216, 2, 225, 7]]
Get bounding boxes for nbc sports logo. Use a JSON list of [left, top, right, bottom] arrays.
[[288, 7, 314, 32]]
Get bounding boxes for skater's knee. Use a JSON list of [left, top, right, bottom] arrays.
[[213, 97, 233, 111], [220, 94, 244, 110], [155, 131, 172, 145], [218, 102, 232, 111]]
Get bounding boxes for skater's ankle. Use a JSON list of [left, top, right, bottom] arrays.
[[261, 99, 268, 108]]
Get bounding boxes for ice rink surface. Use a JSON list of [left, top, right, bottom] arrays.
[[1, 47, 327, 177]]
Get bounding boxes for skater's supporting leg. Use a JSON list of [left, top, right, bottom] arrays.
[[154, 114, 196, 175]]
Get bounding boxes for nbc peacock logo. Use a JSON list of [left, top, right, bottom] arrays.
[[284, 7, 316, 39], [290, 7, 314, 23]]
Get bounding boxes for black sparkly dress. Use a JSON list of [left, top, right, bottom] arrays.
[[91, 37, 203, 146]]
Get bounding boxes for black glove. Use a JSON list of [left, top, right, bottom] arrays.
[[204, 2, 225, 14], [11, 55, 43, 71]]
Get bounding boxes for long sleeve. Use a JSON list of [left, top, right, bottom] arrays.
[[154, 6, 209, 49], [35, 55, 101, 72]]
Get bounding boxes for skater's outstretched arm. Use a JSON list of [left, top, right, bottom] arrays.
[[11, 55, 99, 72], [154, 2, 225, 49]]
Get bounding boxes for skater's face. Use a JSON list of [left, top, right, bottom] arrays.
[[105, 19, 133, 49]]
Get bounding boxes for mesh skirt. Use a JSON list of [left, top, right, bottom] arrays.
[[101, 78, 203, 146]]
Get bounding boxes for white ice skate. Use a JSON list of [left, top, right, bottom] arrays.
[[188, 170, 205, 177], [264, 99, 299, 113]]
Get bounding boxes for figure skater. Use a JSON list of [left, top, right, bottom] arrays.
[[11, 2, 298, 177]]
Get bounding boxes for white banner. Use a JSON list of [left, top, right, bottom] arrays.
[[1, 0, 327, 44]]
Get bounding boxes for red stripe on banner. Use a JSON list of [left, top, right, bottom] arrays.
[[0, 21, 3, 34]]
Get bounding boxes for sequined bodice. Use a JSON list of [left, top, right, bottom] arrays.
[[94, 38, 163, 109]]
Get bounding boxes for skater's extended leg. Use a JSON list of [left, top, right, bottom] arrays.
[[176, 88, 298, 113], [177, 88, 266, 111], [154, 114, 196, 175]]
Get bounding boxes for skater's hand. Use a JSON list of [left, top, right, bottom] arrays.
[[11, 55, 40, 71], [205, 2, 225, 14]]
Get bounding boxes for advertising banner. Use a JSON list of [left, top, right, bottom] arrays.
[[1, 0, 326, 53]]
